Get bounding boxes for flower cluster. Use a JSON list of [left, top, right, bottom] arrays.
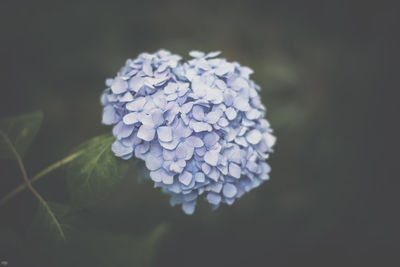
[[101, 50, 276, 214]]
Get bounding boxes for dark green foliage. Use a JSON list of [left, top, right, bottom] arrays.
[[0, 111, 43, 159], [27, 202, 168, 267], [66, 134, 130, 210], [28, 202, 70, 242]]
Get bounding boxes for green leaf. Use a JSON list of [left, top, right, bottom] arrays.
[[0, 111, 43, 159], [28, 202, 70, 242], [66, 134, 130, 210]]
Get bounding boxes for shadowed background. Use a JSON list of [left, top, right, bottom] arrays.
[[0, 0, 398, 266]]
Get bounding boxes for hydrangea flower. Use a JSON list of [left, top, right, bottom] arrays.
[[101, 49, 276, 214]]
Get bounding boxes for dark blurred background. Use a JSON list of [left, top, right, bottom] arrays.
[[0, 0, 398, 266]]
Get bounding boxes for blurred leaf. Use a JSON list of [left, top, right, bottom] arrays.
[[0, 111, 43, 159], [27, 203, 169, 267], [28, 202, 70, 242], [66, 134, 130, 210]]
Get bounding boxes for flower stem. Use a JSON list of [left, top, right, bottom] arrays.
[[0, 131, 66, 240], [0, 143, 83, 207]]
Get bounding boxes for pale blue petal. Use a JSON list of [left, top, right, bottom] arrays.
[[164, 82, 178, 94], [137, 124, 156, 141], [265, 133, 276, 148], [233, 97, 251, 111], [182, 201, 196, 215], [208, 167, 220, 181], [177, 142, 194, 160], [246, 129, 262, 144], [126, 97, 146, 111], [183, 192, 197, 202], [166, 93, 178, 101], [142, 59, 153, 76], [179, 171, 192, 186], [170, 161, 184, 173], [181, 102, 194, 114], [163, 149, 175, 161], [245, 109, 262, 120], [175, 120, 193, 137], [206, 89, 223, 104], [175, 144, 187, 159], [218, 117, 229, 127], [203, 132, 219, 147], [195, 146, 206, 156], [204, 150, 219, 166], [185, 136, 204, 148], [102, 106, 119, 125], [190, 121, 212, 132], [177, 159, 186, 167], [111, 77, 128, 94], [202, 163, 211, 175], [157, 126, 173, 142], [194, 172, 205, 183], [113, 121, 134, 139], [129, 76, 144, 92], [206, 51, 221, 58], [192, 105, 204, 120], [246, 161, 258, 173], [209, 182, 223, 193], [222, 183, 237, 198], [123, 112, 140, 125], [205, 110, 223, 124], [160, 139, 179, 150], [207, 192, 221, 205], [228, 162, 241, 178], [230, 77, 248, 91], [112, 141, 133, 157], [178, 83, 190, 96], [225, 107, 237, 120], [151, 109, 164, 127], [119, 91, 134, 102], [162, 174, 174, 185], [145, 154, 163, 171], [223, 93, 234, 106], [189, 51, 205, 58]]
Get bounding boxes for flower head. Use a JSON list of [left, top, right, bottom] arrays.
[[101, 50, 276, 214]]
